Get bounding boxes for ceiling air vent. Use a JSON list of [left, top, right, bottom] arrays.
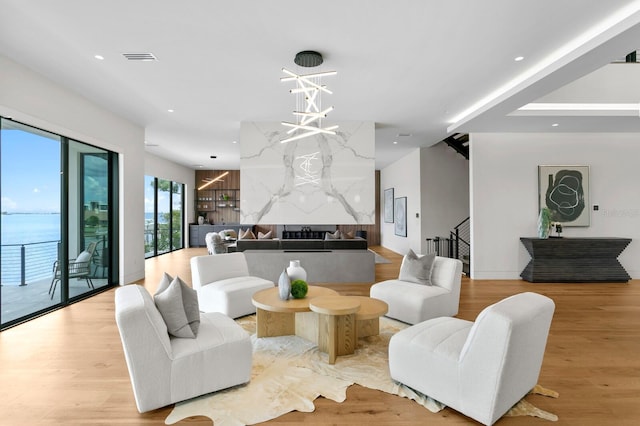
[[122, 52, 157, 61]]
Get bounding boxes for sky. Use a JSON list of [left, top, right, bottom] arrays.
[[1, 129, 61, 213]]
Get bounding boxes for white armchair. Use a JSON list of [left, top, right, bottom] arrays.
[[370, 255, 463, 324], [389, 292, 555, 426], [114, 285, 252, 413], [205, 232, 226, 254], [190, 252, 274, 318]]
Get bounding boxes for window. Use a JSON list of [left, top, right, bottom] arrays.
[[144, 176, 184, 258]]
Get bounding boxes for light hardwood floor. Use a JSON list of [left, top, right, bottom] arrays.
[[1, 246, 638, 425]]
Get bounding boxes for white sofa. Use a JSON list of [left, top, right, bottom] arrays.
[[114, 284, 252, 413], [190, 252, 274, 318], [369, 255, 463, 324], [389, 292, 555, 426]]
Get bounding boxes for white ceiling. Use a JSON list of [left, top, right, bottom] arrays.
[[1, 0, 640, 170]]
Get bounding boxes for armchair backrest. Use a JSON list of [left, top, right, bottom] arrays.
[[190, 252, 250, 290], [459, 292, 555, 424], [431, 256, 463, 292]]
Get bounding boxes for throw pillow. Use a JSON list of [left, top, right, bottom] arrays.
[[341, 231, 354, 239], [154, 273, 200, 338], [398, 249, 436, 286], [239, 228, 256, 239], [75, 250, 92, 264], [324, 230, 340, 240], [258, 230, 272, 239]]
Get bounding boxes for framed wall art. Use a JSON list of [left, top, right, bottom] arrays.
[[538, 165, 590, 226], [384, 188, 394, 223], [394, 196, 407, 237]]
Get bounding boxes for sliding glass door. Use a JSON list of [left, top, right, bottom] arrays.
[[0, 121, 61, 323], [1, 117, 118, 329]]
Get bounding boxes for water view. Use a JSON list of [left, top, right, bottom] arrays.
[[1, 213, 61, 285]]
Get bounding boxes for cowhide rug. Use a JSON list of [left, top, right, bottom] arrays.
[[165, 315, 558, 425]]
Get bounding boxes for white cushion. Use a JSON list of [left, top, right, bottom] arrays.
[[239, 228, 256, 239], [324, 230, 340, 240], [370, 279, 451, 324], [258, 230, 272, 239], [154, 275, 200, 338], [76, 250, 91, 263], [398, 250, 435, 285], [197, 276, 274, 318]]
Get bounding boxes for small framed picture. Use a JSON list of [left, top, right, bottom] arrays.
[[394, 197, 407, 237], [384, 188, 394, 223]]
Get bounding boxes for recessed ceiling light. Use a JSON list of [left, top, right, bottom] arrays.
[[232, 140, 237, 144], [514, 56, 524, 62], [94, 55, 104, 60], [210, 155, 217, 159], [192, 164, 204, 168], [552, 123, 559, 127], [167, 109, 174, 113], [393, 141, 398, 145]]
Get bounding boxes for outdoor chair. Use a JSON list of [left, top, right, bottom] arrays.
[[49, 241, 96, 299]]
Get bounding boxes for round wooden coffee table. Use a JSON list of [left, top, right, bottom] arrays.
[[252, 286, 338, 338]]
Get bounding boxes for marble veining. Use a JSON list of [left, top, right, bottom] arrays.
[[240, 121, 375, 225]]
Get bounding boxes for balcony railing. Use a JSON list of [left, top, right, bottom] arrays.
[[1, 240, 59, 286]]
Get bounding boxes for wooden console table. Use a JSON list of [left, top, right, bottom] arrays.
[[520, 237, 631, 283]]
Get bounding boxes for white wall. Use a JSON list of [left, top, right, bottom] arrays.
[[419, 143, 470, 252], [380, 149, 422, 254], [144, 152, 196, 240], [471, 132, 640, 279], [0, 54, 146, 284]]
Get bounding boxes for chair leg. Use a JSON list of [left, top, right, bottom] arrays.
[[50, 279, 59, 300], [86, 277, 94, 289]]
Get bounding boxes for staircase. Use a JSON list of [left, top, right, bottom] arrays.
[[426, 217, 470, 275], [433, 134, 470, 273], [442, 133, 469, 159]]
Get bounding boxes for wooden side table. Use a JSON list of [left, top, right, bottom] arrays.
[[350, 296, 388, 339], [309, 296, 361, 364]]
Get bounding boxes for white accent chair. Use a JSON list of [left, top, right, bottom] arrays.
[[114, 285, 252, 413], [369, 256, 463, 324], [205, 232, 226, 254], [190, 252, 274, 318], [389, 292, 555, 426]]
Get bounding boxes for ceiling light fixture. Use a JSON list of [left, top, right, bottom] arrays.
[[514, 56, 524, 62], [515, 102, 640, 117], [94, 55, 104, 60], [280, 50, 337, 144], [198, 171, 229, 190]]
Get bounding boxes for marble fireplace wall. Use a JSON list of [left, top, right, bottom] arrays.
[[240, 121, 375, 225]]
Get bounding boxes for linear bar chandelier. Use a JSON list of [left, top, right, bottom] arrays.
[[280, 51, 337, 143]]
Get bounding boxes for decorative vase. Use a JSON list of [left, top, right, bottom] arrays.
[[537, 208, 551, 239], [278, 269, 291, 300], [286, 260, 307, 282], [197, 216, 204, 225]]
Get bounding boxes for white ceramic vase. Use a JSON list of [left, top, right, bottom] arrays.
[[278, 269, 291, 300], [197, 216, 204, 225], [286, 260, 307, 282]]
